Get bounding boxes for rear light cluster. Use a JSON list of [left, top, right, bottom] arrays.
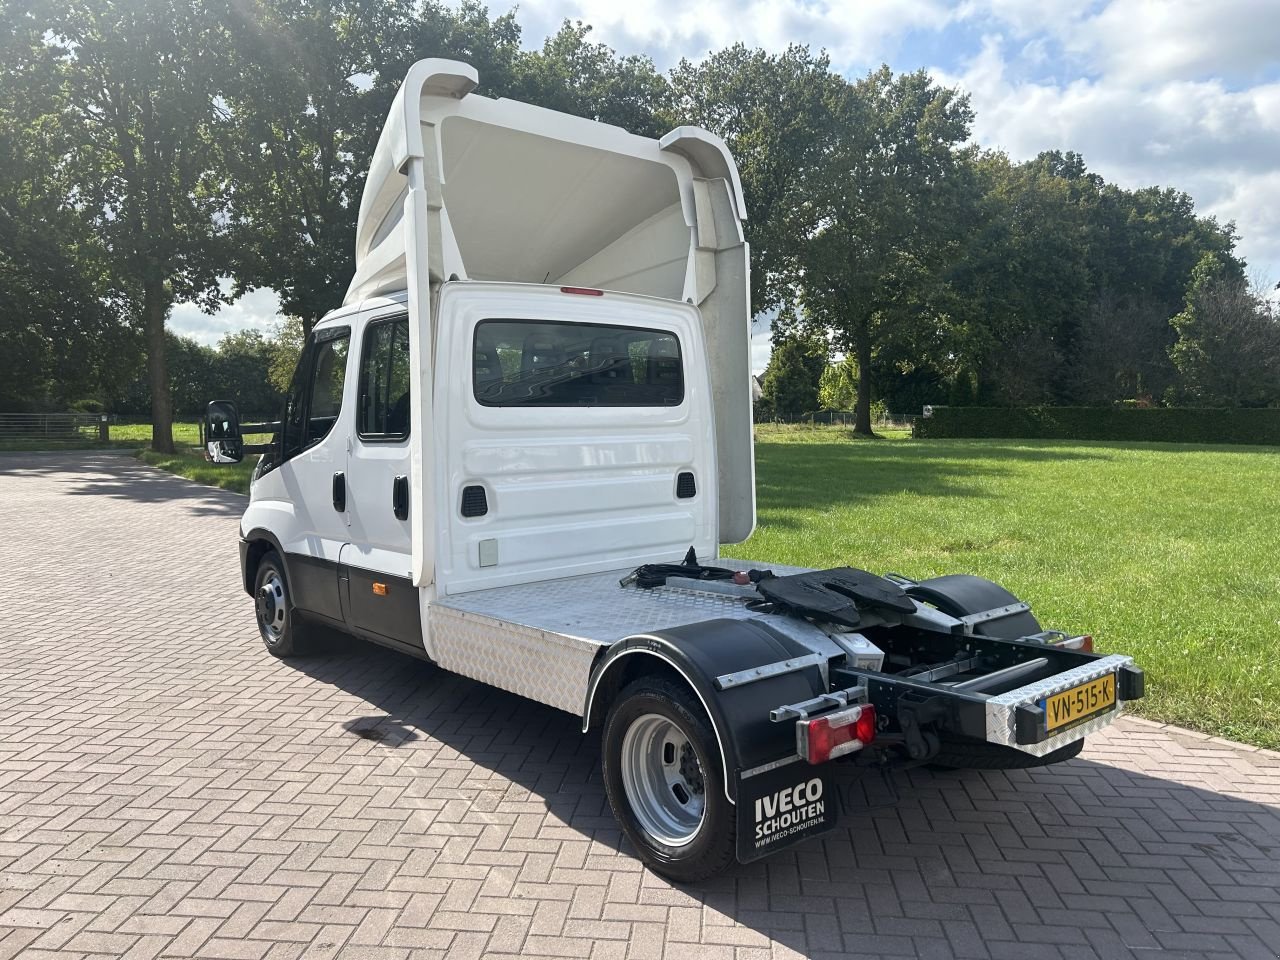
[[796, 704, 876, 764]]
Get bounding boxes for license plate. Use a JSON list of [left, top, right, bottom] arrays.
[[1042, 675, 1117, 732]]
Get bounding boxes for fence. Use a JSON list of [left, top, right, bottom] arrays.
[[756, 410, 917, 431], [0, 413, 112, 444]]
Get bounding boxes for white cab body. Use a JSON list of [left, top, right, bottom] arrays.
[[238, 59, 758, 706]]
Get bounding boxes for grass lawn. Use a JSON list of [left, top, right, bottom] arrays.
[[135, 420, 1280, 750], [741, 425, 1280, 750], [111, 422, 202, 446], [137, 447, 256, 494]]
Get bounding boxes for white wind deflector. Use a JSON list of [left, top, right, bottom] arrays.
[[347, 59, 756, 586]]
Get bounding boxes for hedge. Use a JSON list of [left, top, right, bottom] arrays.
[[912, 406, 1280, 446]]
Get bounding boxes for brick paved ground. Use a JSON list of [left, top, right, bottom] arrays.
[[1, 452, 1278, 960]]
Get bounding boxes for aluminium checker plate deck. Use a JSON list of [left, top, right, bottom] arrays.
[[427, 559, 812, 714]]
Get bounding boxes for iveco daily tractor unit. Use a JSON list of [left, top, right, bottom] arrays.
[[203, 59, 1145, 881]]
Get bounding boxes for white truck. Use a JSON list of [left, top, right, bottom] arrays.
[[204, 59, 1145, 881]]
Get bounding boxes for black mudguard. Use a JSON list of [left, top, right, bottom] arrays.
[[584, 617, 827, 800], [906, 574, 1043, 640], [583, 617, 841, 862]]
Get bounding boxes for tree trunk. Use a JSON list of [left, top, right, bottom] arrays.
[[853, 319, 876, 437], [144, 276, 175, 453]]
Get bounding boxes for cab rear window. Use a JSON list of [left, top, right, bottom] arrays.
[[473, 319, 683, 407]]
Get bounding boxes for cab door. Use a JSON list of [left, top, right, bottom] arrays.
[[339, 309, 421, 651], [268, 324, 353, 624]]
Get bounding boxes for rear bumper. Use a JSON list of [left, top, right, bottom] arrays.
[[985, 653, 1143, 755]]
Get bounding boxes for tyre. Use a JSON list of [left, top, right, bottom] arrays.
[[253, 551, 313, 658], [930, 735, 1085, 770], [602, 678, 735, 882]]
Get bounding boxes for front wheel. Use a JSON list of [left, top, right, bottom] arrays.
[[602, 678, 735, 882], [253, 551, 313, 658]]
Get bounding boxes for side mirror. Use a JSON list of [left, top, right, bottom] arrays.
[[205, 400, 243, 463]]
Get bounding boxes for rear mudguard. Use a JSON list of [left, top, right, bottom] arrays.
[[582, 617, 828, 804], [906, 574, 1043, 640]]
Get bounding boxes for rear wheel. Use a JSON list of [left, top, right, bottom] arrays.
[[602, 678, 734, 882], [253, 551, 313, 658]]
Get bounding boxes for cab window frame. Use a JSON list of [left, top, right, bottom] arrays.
[[301, 326, 351, 451], [356, 311, 412, 443], [261, 324, 350, 475], [471, 318, 685, 408]]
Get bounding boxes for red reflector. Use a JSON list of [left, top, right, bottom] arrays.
[[797, 704, 876, 764], [560, 286, 604, 296]]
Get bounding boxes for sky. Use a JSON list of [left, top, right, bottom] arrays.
[[171, 0, 1280, 374]]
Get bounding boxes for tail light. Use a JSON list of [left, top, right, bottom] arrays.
[[796, 704, 876, 764]]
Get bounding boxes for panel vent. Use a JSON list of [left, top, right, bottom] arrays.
[[461, 484, 488, 518], [676, 471, 697, 499]]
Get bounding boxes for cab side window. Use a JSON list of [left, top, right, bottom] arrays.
[[275, 328, 350, 467], [304, 332, 349, 448], [358, 315, 411, 440]]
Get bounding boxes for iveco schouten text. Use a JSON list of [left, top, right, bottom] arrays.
[[202, 59, 1145, 881]]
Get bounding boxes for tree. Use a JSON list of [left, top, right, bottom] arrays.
[[818, 355, 858, 411], [43, 0, 230, 451], [760, 335, 827, 420], [216, 329, 284, 417], [1169, 254, 1280, 407], [0, 1, 131, 411], [0, 210, 126, 410], [221, 0, 417, 337], [785, 68, 975, 435], [268, 316, 306, 395], [517, 21, 671, 138], [932, 149, 1242, 409], [669, 45, 843, 316]]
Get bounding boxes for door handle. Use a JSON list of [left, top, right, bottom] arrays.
[[332, 472, 346, 512], [393, 475, 409, 521]]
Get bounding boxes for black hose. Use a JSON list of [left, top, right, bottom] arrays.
[[624, 546, 774, 590]]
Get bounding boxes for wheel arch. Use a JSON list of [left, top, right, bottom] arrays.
[[583, 619, 829, 804], [241, 528, 289, 597], [905, 574, 1042, 640]]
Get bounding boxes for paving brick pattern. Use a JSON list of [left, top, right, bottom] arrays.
[[1, 453, 1278, 959]]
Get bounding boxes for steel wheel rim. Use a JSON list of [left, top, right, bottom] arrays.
[[256, 571, 287, 642], [620, 713, 706, 846]]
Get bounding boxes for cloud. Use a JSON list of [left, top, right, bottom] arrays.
[[959, 0, 1280, 85], [517, 0, 954, 71], [169, 286, 282, 346], [934, 30, 1280, 291], [1065, 0, 1280, 85], [750, 314, 773, 374]]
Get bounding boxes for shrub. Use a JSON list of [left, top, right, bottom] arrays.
[[913, 407, 1280, 446]]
